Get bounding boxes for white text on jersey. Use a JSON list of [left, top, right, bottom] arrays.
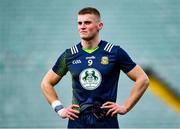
[[72, 60, 81, 64]]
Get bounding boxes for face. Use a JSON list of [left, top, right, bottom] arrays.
[[78, 14, 103, 41]]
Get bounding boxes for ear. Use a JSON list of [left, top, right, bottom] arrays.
[[98, 22, 103, 30]]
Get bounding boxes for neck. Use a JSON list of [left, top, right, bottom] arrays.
[[81, 37, 101, 49]]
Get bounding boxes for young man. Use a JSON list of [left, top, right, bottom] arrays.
[[41, 7, 149, 128]]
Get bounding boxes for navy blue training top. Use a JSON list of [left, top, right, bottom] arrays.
[[52, 40, 136, 107]]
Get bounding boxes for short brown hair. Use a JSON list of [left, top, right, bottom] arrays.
[[78, 7, 101, 21]]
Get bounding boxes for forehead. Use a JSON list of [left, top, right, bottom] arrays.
[[78, 14, 98, 22]]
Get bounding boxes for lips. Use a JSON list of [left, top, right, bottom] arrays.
[[80, 31, 87, 33]]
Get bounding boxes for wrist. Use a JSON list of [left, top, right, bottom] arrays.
[[51, 100, 64, 113], [57, 108, 66, 118], [118, 105, 128, 115]]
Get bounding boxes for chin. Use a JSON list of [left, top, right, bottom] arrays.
[[81, 37, 93, 41], [80, 35, 94, 41]]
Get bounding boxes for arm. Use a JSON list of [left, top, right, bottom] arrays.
[[41, 69, 79, 120], [123, 65, 149, 112], [102, 65, 149, 116], [41, 69, 61, 104]]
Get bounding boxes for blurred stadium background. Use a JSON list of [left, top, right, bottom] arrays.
[[0, 0, 180, 128]]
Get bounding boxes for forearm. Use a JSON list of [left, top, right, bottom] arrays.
[[124, 76, 149, 112], [41, 79, 80, 120], [41, 82, 59, 104]]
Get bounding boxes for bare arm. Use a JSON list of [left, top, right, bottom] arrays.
[[123, 65, 149, 112], [102, 65, 149, 116], [41, 69, 79, 120], [41, 69, 61, 104]]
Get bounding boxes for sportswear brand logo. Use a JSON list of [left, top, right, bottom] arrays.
[[86, 56, 96, 60], [71, 45, 78, 54], [104, 43, 114, 52], [72, 60, 81, 64]]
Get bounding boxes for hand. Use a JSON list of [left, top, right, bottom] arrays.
[[101, 102, 127, 116], [58, 104, 80, 120]]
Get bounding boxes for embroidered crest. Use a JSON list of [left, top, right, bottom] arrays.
[[101, 56, 109, 65]]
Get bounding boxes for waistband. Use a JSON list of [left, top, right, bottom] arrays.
[[79, 104, 109, 119]]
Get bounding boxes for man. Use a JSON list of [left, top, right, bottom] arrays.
[[41, 7, 149, 128]]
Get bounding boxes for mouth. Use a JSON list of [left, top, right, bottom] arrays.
[[80, 31, 87, 34]]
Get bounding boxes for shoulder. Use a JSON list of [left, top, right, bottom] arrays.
[[65, 43, 81, 55], [101, 40, 122, 53], [55, 43, 80, 61], [101, 41, 132, 59]]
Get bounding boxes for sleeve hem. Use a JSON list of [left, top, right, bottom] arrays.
[[123, 64, 137, 74]]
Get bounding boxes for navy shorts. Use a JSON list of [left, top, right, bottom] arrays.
[[67, 108, 119, 128]]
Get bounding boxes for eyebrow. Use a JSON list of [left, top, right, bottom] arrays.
[[78, 20, 92, 24]]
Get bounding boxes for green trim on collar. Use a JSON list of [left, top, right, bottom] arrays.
[[82, 46, 99, 53]]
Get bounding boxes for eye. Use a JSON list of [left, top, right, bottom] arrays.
[[78, 22, 82, 25], [84, 21, 91, 25]]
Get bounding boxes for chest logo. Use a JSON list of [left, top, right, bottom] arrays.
[[79, 68, 102, 90], [101, 56, 109, 65]]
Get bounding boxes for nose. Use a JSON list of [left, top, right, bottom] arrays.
[[80, 23, 86, 30]]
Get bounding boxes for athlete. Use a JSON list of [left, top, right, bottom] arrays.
[[41, 7, 149, 128]]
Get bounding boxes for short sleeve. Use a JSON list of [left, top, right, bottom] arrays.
[[52, 51, 68, 77], [117, 46, 136, 73]]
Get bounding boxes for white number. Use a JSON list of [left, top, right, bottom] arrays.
[[88, 60, 93, 66]]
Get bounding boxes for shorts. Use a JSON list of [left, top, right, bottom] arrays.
[[67, 106, 119, 128]]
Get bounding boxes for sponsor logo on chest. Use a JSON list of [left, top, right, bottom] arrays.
[[79, 68, 102, 90]]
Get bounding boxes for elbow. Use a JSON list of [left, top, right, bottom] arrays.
[[41, 80, 46, 91], [41, 79, 49, 91], [40, 80, 51, 96], [41, 78, 54, 92], [143, 75, 150, 89]]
